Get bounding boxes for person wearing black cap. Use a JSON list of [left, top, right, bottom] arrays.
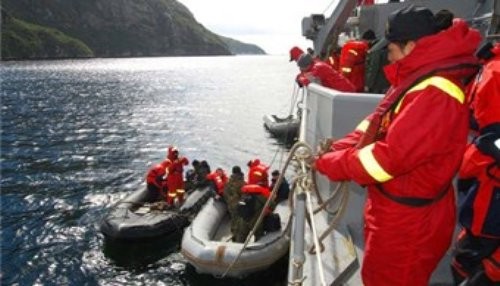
[[295, 53, 356, 92], [223, 166, 246, 234], [311, 5, 482, 286], [270, 170, 290, 203]]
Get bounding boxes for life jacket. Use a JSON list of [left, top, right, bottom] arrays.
[[241, 184, 272, 215], [206, 170, 228, 195], [247, 159, 269, 186], [146, 163, 167, 188], [458, 46, 500, 238]]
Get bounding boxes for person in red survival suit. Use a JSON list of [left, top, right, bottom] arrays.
[[339, 38, 370, 92], [233, 167, 272, 242], [165, 146, 189, 206], [451, 42, 500, 286], [145, 160, 170, 202], [296, 53, 356, 92], [206, 167, 229, 197], [247, 159, 270, 187], [309, 6, 481, 286]]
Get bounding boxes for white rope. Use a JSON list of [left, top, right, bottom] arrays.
[[305, 190, 327, 286]]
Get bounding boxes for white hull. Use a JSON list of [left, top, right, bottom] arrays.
[[181, 198, 291, 278]]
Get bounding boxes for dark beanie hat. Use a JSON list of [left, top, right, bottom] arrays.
[[297, 54, 313, 69], [385, 5, 437, 43], [232, 166, 242, 174]]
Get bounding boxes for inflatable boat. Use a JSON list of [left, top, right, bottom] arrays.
[[181, 197, 291, 278], [100, 186, 213, 240], [263, 114, 299, 140]]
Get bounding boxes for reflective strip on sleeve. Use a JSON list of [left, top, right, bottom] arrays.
[[395, 76, 465, 114], [408, 76, 465, 103], [358, 143, 393, 182], [355, 119, 370, 132]]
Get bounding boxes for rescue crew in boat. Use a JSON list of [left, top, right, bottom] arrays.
[[232, 159, 272, 242], [145, 160, 169, 202], [206, 167, 228, 197], [165, 146, 189, 206], [309, 6, 481, 286], [451, 42, 500, 286], [223, 166, 246, 235]]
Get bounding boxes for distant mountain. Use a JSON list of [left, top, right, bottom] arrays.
[[220, 36, 266, 55], [1, 0, 266, 60]]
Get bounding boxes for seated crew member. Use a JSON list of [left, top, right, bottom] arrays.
[[223, 166, 246, 234], [270, 170, 290, 203], [232, 168, 271, 243], [206, 167, 228, 197]]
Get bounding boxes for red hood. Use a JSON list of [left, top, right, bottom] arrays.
[[384, 19, 482, 86]]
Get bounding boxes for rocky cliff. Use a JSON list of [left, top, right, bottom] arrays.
[[1, 0, 266, 60]]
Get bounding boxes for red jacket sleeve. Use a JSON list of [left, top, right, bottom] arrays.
[[316, 84, 468, 185]]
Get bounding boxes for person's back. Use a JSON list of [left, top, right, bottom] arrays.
[[339, 39, 369, 92], [364, 40, 390, 93], [296, 54, 356, 92], [233, 184, 269, 243], [223, 166, 246, 221]]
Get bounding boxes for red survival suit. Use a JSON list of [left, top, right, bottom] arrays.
[[247, 159, 270, 187], [452, 43, 500, 285], [242, 166, 272, 214], [165, 146, 189, 205], [296, 59, 356, 92], [206, 168, 229, 196], [314, 20, 481, 286], [339, 39, 369, 92], [146, 161, 169, 201]]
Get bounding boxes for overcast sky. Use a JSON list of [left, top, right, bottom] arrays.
[[177, 1, 390, 55]]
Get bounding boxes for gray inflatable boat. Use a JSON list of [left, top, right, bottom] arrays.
[[263, 114, 300, 140], [100, 186, 213, 240], [181, 197, 291, 278]]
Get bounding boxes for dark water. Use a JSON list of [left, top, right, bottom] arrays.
[[1, 56, 299, 285]]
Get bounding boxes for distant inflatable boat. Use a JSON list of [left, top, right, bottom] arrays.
[[100, 186, 213, 240], [181, 197, 291, 278], [263, 114, 299, 140]]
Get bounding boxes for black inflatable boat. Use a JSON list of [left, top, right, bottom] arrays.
[[100, 186, 213, 240]]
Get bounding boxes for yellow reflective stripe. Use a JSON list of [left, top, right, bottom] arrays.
[[358, 143, 393, 182], [341, 67, 352, 73], [348, 49, 358, 56], [395, 76, 465, 114], [407, 76, 465, 104], [355, 119, 370, 132]]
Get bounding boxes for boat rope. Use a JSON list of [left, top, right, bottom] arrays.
[[309, 182, 349, 254], [219, 141, 310, 278]]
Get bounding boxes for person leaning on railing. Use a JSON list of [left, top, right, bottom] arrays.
[[309, 5, 482, 286]]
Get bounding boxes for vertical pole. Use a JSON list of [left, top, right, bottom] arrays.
[[290, 191, 307, 285]]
